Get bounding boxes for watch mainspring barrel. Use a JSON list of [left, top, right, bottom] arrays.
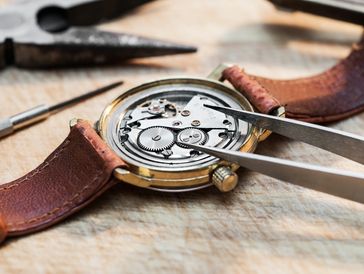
[[98, 78, 258, 191]]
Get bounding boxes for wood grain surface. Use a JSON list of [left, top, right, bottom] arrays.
[[1, 0, 364, 273]]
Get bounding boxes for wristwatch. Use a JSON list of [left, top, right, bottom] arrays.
[[1, 37, 364, 243]]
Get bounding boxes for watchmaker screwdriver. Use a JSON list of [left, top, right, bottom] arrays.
[[0, 80, 123, 139]]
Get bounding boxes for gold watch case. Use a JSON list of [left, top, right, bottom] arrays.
[[96, 64, 283, 192]]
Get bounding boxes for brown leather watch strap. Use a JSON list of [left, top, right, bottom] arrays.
[[223, 35, 364, 123], [0, 120, 126, 243], [222, 66, 281, 114]]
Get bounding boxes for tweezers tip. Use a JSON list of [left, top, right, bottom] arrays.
[[203, 104, 221, 110]]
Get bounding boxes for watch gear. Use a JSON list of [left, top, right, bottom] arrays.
[[137, 126, 175, 152], [177, 128, 208, 148]]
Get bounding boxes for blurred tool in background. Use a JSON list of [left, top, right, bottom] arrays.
[[268, 0, 364, 25], [0, 80, 123, 139], [0, 0, 197, 69]]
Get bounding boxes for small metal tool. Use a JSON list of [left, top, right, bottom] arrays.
[[267, 0, 364, 25], [205, 105, 364, 164], [184, 105, 364, 204], [0, 0, 197, 68], [0, 80, 123, 139]]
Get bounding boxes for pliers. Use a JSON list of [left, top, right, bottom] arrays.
[[0, 0, 197, 68]]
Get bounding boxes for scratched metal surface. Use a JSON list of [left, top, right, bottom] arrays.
[[0, 0, 364, 273]]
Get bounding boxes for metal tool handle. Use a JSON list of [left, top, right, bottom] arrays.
[[0, 105, 50, 139], [0, 118, 14, 138], [204, 105, 364, 165], [188, 144, 364, 204], [257, 113, 364, 164]]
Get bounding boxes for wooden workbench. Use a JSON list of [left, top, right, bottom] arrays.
[[1, 0, 364, 273]]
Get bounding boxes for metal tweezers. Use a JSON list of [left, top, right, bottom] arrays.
[[186, 105, 364, 204], [0, 0, 196, 68]]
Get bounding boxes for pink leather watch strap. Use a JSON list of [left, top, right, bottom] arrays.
[[223, 35, 364, 123], [0, 121, 126, 243]]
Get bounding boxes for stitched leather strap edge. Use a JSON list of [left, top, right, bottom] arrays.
[[0, 121, 126, 243], [223, 34, 364, 123]]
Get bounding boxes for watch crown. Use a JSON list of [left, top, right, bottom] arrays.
[[212, 166, 238, 192]]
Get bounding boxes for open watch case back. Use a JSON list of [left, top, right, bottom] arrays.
[[96, 65, 282, 192]]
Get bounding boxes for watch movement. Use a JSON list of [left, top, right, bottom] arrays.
[[97, 66, 270, 192]]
